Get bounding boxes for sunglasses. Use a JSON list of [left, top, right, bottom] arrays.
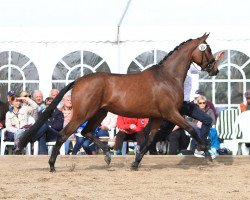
[[198, 102, 206, 105]]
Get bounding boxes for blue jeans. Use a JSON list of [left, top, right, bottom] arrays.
[[191, 127, 221, 151], [72, 130, 109, 155], [181, 102, 212, 145], [96, 130, 109, 138], [32, 123, 59, 154], [72, 136, 95, 155]]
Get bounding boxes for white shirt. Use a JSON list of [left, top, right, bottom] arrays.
[[184, 65, 199, 102]]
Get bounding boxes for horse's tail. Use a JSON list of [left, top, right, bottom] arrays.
[[16, 81, 76, 152]]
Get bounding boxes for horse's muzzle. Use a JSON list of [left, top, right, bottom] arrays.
[[209, 68, 219, 76]]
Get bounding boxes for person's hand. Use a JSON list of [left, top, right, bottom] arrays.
[[172, 125, 180, 131], [100, 125, 108, 130], [17, 97, 29, 103], [197, 121, 202, 128], [129, 124, 136, 130], [119, 128, 128, 133]]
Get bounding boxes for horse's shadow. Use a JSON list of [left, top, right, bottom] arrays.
[[83, 155, 234, 171], [141, 155, 234, 170], [27, 155, 234, 172]]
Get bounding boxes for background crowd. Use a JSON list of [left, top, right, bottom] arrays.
[[0, 86, 250, 156]]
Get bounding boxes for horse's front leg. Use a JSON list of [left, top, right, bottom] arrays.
[[131, 118, 162, 170], [80, 110, 111, 165]]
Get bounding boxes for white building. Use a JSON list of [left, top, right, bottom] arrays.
[[0, 0, 250, 112]]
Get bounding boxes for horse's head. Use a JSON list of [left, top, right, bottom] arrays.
[[192, 33, 223, 76]]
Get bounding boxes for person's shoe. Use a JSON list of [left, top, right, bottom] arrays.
[[194, 149, 205, 157], [114, 150, 122, 155], [194, 149, 216, 160], [208, 148, 218, 159]]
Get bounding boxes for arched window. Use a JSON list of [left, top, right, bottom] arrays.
[[199, 50, 250, 110], [127, 50, 167, 73], [52, 50, 110, 90], [0, 51, 39, 102]]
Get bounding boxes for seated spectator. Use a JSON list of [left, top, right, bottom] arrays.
[[49, 89, 59, 99], [50, 88, 64, 109], [114, 116, 148, 155], [59, 92, 73, 154], [5, 95, 32, 143], [194, 89, 217, 119], [239, 90, 250, 149], [148, 121, 190, 155], [0, 92, 9, 141], [72, 112, 118, 155], [31, 97, 64, 154], [97, 112, 118, 140], [19, 91, 38, 122], [239, 90, 250, 112], [72, 121, 97, 155], [167, 125, 190, 155], [33, 90, 46, 113], [187, 95, 219, 156], [6, 90, 16, 110]]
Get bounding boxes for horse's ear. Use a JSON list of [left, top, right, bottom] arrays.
[[200, 33, 210, 42]]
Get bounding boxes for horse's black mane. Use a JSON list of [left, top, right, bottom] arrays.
[[157, 38, 193, 66]]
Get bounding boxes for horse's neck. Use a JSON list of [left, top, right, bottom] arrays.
[[160, 40, 197, 83]]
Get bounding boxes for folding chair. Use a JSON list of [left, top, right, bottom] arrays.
[[232, 111, 250, 155], [33, 141, 65, 155], [1, 128, 31, 155], [216, 108, 241, 154]]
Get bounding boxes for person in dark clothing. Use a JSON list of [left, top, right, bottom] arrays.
[[0, 93, 10, 141], [0, 100, 8, 129], [167, 126, 190, 155], [31, 97, 64, 154], [148, 101, 212, 156]]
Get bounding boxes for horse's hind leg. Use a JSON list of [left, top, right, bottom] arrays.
[[80, 110, 112, 165], [131, 118, 162, 170], [49, 120, 82, 172]]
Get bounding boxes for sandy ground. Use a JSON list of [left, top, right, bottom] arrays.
[[0, 155, 249, 200]]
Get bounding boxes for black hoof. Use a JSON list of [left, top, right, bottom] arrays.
[[13, 149, 22, 155], [130, 161, 139, 171], [49, 161, 56, 172], [14, 139, 24, 154], [50, 168, 56, 173], [205, 152, 213, 162], [104, 152, 111, 165]]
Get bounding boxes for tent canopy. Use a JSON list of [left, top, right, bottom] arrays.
[[0, 0, 249, 42]]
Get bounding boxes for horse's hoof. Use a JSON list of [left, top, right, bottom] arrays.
[[130, 161, 139, 171], [205, 153, 214, 162], [14, 149, 22, 155], [50, 168, 56, 173], [104, 152, 111, 165], [14, 139, 24, 154]]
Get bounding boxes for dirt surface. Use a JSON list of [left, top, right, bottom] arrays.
[[0, 155, 249, 200]]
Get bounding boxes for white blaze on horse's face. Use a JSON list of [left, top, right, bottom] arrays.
[[198, 43, 207, 51]]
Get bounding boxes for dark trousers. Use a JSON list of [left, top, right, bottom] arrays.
[[181, 101, 212, 145], [168, 129, 190, 155], [148, 101, 212, 153], [31, 123, 59, 154], [114, 131, 145, 151]]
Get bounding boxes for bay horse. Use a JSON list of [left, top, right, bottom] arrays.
[[16, 33, 219, 172]]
